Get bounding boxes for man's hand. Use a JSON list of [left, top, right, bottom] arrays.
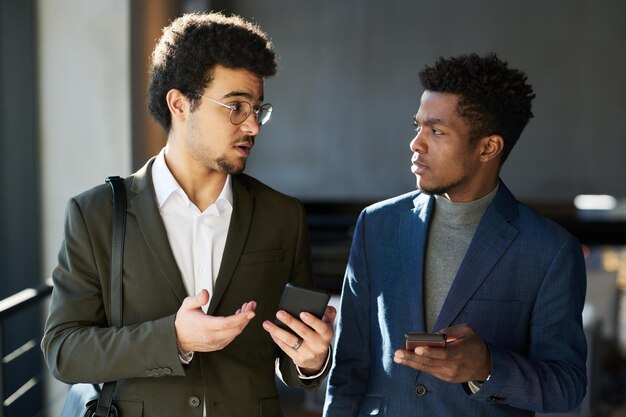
[[263, 306, 336, 375], [393, 323, 491, 383], [175, 289, 256, 352]]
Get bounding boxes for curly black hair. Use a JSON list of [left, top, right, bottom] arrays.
[[419, 53, 535, 163], [147, 12, 278, 132]]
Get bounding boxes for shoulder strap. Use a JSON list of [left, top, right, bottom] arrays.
[[94, 176, 127, 417], [106, 176, 126, 327]]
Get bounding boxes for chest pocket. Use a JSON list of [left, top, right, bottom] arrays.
[[238, 249, 284, 266]]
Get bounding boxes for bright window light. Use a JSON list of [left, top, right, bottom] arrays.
[[573, 194, 617, 210]]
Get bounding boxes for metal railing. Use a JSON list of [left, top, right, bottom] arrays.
[[0, 279, 53, 417]]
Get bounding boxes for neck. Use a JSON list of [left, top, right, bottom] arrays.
[[163, 142, 227, 212], [443, 177, 499, 202]]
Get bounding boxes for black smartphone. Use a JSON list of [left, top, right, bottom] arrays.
[[274, 283, 330, 335], [404, 332, 447, 350]]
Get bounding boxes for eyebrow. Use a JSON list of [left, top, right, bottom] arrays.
[[415, 117, 446, 126], [222, 91, 264, 102]]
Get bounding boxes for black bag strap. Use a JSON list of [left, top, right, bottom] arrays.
[[107, 176, 126, 327], [94, 176, 127, 417]]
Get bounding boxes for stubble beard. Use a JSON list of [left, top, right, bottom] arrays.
[[417, 175, 466, 196], [216, 155, 245, 175]]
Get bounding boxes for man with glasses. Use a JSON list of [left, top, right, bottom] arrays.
[[42, 12, 335, 417], [324, 53, 587, 416]]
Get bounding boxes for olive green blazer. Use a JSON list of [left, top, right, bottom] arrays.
[[42, 158, 324, 417]]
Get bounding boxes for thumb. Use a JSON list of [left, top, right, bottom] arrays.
[[440, 323, 471, 342], [182, 289, 210, 310], [323, 306, 337, 325]]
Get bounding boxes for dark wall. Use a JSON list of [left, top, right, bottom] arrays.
[[220, 0, 626, 204], [0, 0, 44, 416], [0, 0, 41, 296]]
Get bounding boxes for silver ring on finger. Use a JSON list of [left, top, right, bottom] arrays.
[[291, 337, 303, 351]]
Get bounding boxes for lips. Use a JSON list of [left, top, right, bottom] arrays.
[[234, 140, 254, 157], [411, 156, 427, 174]]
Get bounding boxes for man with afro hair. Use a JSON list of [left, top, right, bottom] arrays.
[[325, 53, 587, 417], [43, 12, 335, 417]]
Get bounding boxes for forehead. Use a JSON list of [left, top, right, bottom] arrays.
[[205, 65, 264, 101], [415, 91, 462, 123]]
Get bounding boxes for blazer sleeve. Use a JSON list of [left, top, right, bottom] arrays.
[[41, 197, 186, 384], [470, 234, 588, 412], [324, 210, 371, 417], [276, 199, 330, 389]]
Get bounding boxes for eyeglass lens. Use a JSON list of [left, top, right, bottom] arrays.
[[230, 102, 272, 126]]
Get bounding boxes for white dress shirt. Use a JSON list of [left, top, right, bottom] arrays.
[[152, 149, 233, 307]]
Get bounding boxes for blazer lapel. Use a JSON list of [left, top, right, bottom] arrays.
[[129, 158, 188, 302], [404, 193, 434, 332], [207, 176, 253, 315], [434, 183, 520, 330]]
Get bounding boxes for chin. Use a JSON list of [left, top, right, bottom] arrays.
[[417, 180, 444, 196], [416, 179, 431, 195], [217, 158, 246, 175], [418, 186, 435, 196], [224, 166, 245, 175]]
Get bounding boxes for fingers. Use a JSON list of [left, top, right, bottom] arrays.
[[218, 309, 256, 327], [273, 310, 312, 339], [272, 309, 334, 342], [266, 328, 302, 354], [262, 320, 303, 357], [300, 311, 334, 342], [235, 301, 256, 316], [243, 301, 257, 313], [393, 348, 450, 376]]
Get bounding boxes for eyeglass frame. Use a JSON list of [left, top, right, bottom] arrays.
[[198, 94, 273, 126]]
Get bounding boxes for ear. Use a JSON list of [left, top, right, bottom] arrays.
[[479, 134, 504, 163], [166, 89, 190, 123]]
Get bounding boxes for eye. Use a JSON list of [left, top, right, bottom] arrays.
[[432, 128, 444, 136], [412, 120, 421, 132], [230, 101, 251, 117]]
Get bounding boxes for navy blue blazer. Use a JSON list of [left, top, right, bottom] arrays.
[[324, 182, 587, 417]]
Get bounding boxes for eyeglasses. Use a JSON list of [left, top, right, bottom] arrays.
[[198, 95, 273, 126]]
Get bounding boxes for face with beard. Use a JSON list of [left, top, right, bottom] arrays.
[[184, 65, 265, 175], [410, 91, 491, 202]]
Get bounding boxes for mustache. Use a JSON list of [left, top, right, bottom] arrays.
[[234, 137, 254, 146]]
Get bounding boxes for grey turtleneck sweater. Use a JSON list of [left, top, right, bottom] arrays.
[[424, 185, 499, 331]]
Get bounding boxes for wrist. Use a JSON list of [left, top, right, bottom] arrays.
[[177, 339, 194, 363]]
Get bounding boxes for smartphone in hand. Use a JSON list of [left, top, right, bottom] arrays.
[[274, 283, 330, 335], [404, 332, 447, 350]]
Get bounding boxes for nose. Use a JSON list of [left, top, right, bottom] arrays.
[[410, 130, 426, 153], [240, 114, 260, 136]]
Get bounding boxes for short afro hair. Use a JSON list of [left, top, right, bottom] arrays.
[[419, 53, 535, 163], [147, 12, 278, 132]]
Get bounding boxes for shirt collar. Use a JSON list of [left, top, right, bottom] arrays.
[[152, 148, 233, 213]]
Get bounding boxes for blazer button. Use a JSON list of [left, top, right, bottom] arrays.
[[188, 396, 201, 408], [415, 384, 427, 397], [145, 369, 154, 377]]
